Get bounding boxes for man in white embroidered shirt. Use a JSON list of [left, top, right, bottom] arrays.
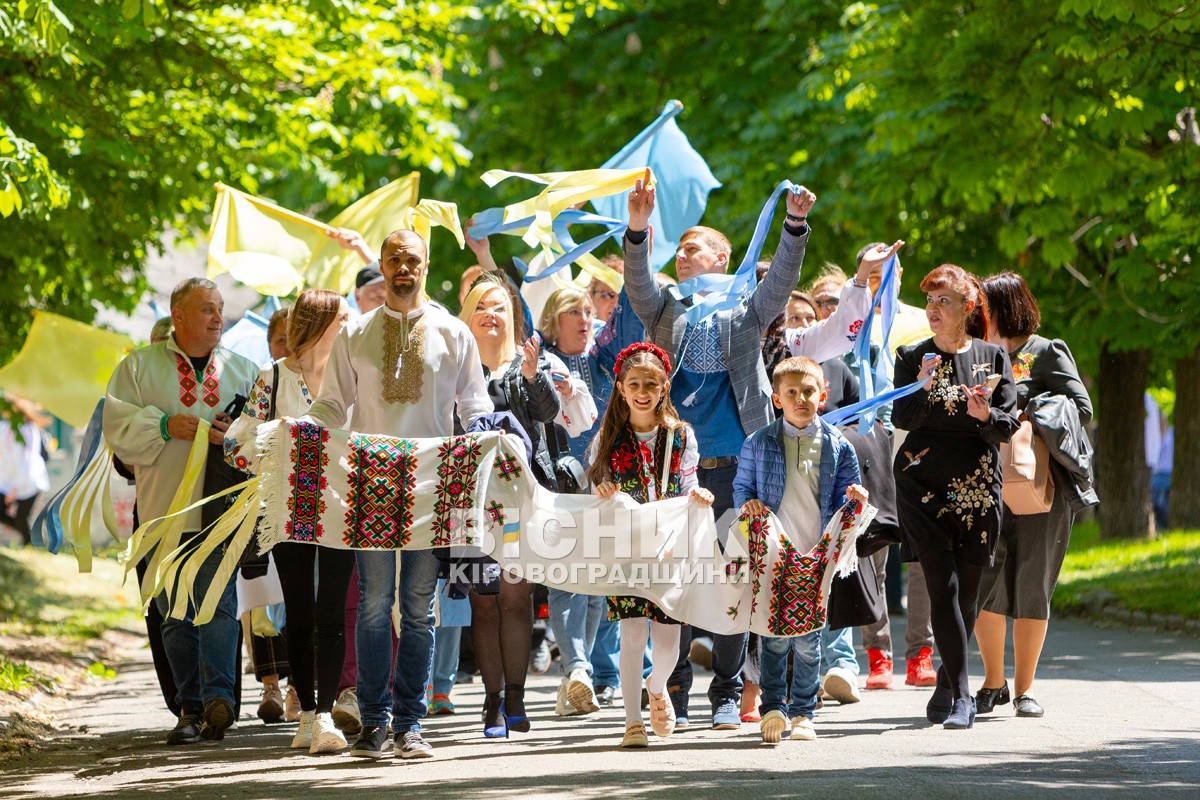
[[303, 229, 492, 759], [103, 278, 259, 746]]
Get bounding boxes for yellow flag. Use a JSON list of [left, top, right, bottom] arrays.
[[303, 175, 465, 294], [207, 183, 329, 295], [0, 311, 134, 428], [408, 199, 465, 249], [303, 173, 421, 293]]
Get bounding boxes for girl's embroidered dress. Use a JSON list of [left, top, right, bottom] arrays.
[[602, 422, 698, 623], [891, 338, 1019, 566]]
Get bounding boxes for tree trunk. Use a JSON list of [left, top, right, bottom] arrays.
[[1097, 346, 1152, 540], [1169, 347, 1200, 529]]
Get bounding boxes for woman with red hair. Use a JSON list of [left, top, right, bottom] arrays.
[[891, 264, 1019, 730]]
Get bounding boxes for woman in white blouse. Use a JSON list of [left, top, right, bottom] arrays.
[[225, 289, 355, 754]]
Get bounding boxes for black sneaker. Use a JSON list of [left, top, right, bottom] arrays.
[[594, 685, 615, 707], [200, 697, 235, 741], [350, 725, 390, 759], [166, 712, 202, 745], [668, 686, 689, 729]]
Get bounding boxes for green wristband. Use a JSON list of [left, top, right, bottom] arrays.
[[160, 415, 171, 441]]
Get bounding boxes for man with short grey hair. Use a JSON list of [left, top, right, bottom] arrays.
[[103, 277, 259, 745]]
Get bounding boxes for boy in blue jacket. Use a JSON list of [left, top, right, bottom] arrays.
[[732, 356, 868, 743]]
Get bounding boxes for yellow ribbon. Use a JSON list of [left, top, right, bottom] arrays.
[[121, 420, 212, 601]]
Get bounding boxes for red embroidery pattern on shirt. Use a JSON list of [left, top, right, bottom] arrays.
[[174, 353, 219, 408], [175, 354, 198, 407]]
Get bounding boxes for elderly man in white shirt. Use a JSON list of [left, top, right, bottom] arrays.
[[103, 278, 260, 745], [303, 229, 492, 760]]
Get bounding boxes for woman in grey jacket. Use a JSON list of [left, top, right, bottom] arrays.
[[974, 272, 1094, 719]]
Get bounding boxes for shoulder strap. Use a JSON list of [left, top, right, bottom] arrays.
[[268, 363, 279, 422]]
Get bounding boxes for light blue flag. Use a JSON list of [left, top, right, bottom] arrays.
[[221, 311, 272, 367], [32, 399, 106, 553], [591, 100, 722, 269], [849, 253, 901, 432]]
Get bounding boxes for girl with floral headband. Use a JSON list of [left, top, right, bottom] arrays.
[[585, 342, 714, 748]]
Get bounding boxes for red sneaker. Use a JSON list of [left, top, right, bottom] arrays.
[[865, 649, 894, 690], [906, 647, 937, 687]]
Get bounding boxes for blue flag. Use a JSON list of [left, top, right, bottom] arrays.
[[591, 100, 722, 270], [222, 311, 272, 367]]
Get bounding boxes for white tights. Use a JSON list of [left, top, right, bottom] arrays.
[[619, 618, 681, 726]]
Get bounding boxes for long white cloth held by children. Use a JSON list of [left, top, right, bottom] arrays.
[[727, 500, 877, 637]]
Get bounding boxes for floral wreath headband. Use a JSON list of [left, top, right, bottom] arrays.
[[614, 342, 672, 376]]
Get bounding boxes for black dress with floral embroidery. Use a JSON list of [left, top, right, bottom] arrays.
[[892, 338, 1019, 566], [602, 423, 694, 624]]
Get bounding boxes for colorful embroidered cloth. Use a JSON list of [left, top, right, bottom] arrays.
[[167, 419, 875, 635], [253, 420, 531, 552]]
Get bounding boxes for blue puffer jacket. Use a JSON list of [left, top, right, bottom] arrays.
[[733, 416, 861, 530]]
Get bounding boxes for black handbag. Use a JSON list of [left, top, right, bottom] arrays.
[[545, 421, 587, 494], [826, 551, 885, 630]]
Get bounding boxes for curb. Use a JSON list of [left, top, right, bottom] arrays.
[[1055, 600, 1200, 638]]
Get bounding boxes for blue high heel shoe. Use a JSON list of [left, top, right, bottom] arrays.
[[503, 686, 531, 733], [483, 693, 508, 738]]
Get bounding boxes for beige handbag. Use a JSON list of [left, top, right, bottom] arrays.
[[1000, 419, 1055, 514]]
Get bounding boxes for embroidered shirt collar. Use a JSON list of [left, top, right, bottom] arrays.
[[380, 302, 428, 321]]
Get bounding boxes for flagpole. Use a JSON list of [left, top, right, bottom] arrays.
[[601, 99, 685, 169]]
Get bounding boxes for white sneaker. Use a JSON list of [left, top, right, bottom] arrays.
[[790, 716, 817, 740], [760, 709, 788, 744], [646, 682, 676, 738], [331, 687, 362, 735], [555, 679, 583, 716], [291, 710, 315, 749], [821, 667, 861, 704], [309, 712, 348, 754], [566, 668, 599, 714], [284, 685, 302, 722]]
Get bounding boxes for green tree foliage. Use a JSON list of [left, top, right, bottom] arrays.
[[0, 0, 615, 359], [452, 0, 1198, 367]]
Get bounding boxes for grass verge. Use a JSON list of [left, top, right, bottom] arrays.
[[0, 545, 142, 760], [1053, 522, 1200, 623]]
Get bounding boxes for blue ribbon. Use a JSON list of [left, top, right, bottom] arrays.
[[469, 208, 627, 283], [822, 379, 926, 428], [465, 207, 536, 239], [669, 180, 803, 325], [524, 209, 626, 283], [850, 253, 900, 432], [31, 398, 106, 553]]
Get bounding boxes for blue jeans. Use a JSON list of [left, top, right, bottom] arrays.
[[355, 549, 440, 732], [431, 625, 461, 697], [153, 544, 239, 711], [590, 617, 621, 688], [760, 631, 822, 720], [668, 461, 748, 710], [821, 624, 859, 675], [547, 589, 603, 677]]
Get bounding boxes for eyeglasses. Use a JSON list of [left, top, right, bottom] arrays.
[[815, 298, 839, 310], [589, 289, 617, 302]]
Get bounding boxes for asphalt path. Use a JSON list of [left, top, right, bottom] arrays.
[[5, 618, 1198, 799]]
